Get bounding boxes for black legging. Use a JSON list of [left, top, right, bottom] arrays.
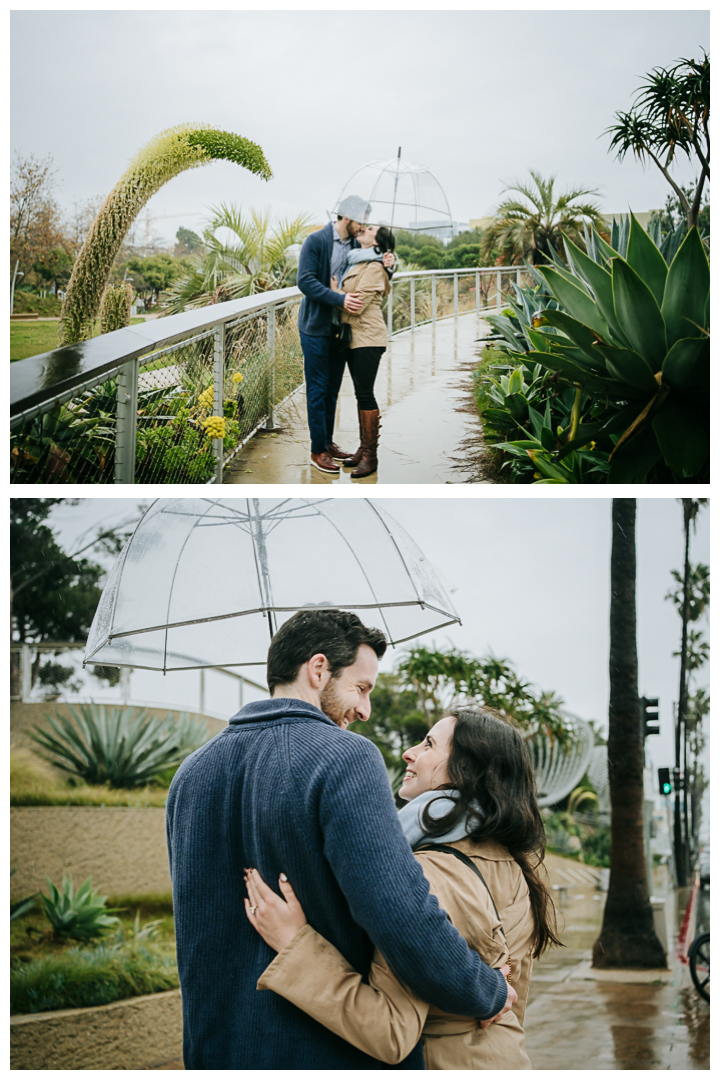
[[346, 346, 386, 410]]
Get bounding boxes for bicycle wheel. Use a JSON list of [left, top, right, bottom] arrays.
[[688, 931, 710, 1002]]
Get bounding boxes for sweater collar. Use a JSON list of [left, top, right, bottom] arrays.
[[228, 697, 336, 727]]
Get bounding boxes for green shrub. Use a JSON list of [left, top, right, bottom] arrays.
[[40, 874, 120, 941], [10, 939, 178, 1015], [31, 704, 208, 788], [581, 826, 611, 867]]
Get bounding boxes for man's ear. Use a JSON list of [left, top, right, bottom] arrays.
[[307, 653, 330, 689]]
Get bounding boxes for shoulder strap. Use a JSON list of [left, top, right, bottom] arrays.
[[415, 843, 505, 934]]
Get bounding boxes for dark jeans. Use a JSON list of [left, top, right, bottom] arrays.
[[347, 346, 386, 411], [300, 332, 347, 454]]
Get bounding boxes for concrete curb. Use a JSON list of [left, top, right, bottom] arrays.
[[10, 989, 182, 1070]]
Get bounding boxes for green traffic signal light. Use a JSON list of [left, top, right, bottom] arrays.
[[658, 767, 672, 795]]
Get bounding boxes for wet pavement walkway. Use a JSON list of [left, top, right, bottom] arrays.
[[523, 857, 710, 1070], [223, 313, 489, 485]]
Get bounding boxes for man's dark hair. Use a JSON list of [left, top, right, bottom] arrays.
[[373, 226, 396, 254], [266, 609, 387, 694]]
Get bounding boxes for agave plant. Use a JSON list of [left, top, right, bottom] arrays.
[[41, 874, 119, 941], [58, 125, 272, 345], [31, 704, 209, 788], [494, 214, 709, 483]]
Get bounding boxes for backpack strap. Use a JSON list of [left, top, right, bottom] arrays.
[[415, 843, 505, 934]]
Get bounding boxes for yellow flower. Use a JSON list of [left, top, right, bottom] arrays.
[[232, 372, 244, 384], [201, 415, 226, 439], [198, 386, 214, 411]]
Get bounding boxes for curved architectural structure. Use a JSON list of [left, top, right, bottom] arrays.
[[528, 712, 595, 807]]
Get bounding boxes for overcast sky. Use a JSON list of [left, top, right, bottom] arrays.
[[11, 8, 709, 245], [41, 495, 710, 779]]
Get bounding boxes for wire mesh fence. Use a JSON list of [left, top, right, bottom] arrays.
[[10, 269, 533, 485]]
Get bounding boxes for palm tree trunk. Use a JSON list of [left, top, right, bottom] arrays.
[[592, 499, 666, 968], [674, 502, 692, 885]]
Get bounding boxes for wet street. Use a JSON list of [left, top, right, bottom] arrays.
[[223, 313, 490, 485], [524, 858, 710, 1070]]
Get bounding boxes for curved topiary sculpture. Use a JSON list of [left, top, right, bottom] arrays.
[[58, 124, 272, 346]]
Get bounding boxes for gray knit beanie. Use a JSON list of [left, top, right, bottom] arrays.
[[336, 194, 372, 223]]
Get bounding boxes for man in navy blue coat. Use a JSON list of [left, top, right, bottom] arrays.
[[167, 609, 514, 1070], [296, 196, 392, 475]]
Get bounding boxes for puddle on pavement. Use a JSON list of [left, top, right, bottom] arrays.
[[524, 863, 709, 1069], [224, 314, 490, 485]]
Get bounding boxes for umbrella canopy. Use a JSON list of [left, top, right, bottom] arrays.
[[84, 498, 460, 672], [333, 153, 453, 237]]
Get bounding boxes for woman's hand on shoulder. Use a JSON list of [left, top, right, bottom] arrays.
[[244, 868, 308, 952]]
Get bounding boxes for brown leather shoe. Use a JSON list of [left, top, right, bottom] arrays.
[[350, 410, 380, 478], [326, 441, 356, 462], [310, 451, 340, 474]]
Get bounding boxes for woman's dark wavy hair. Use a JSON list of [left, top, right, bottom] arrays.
[[372, 226, 395, 254], [421, 704, 562, 958]]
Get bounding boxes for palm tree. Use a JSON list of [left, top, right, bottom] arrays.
[[671, 498, 709, 883], [592, 499, 666, 969], [162, 204, 313, 313], [479, 170, 606, 265]]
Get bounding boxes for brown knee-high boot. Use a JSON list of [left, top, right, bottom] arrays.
[[339, 405, 364, 468], [351, 410, 380, 478]]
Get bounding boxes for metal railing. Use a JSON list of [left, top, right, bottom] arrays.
[[10, 643, 268, 721], [10, 266, 527, 484]]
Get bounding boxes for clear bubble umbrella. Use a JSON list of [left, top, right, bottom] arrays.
[[334, 149, 453, 238], [84, 498, 460, 673]]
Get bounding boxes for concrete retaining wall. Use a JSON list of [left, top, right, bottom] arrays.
[[10, 990, 182, 1070], [10, 806, 170, 900]]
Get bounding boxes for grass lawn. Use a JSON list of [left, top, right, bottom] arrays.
[[10, 749, 170, 807], [11, 319, 146, 363]]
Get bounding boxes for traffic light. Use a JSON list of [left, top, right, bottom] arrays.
[[658, 767, 672, 795], [641, 697, 660, 738]]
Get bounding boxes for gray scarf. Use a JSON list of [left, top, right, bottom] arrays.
[[397, 788, 482, 850], [340, 246, 383, 284]]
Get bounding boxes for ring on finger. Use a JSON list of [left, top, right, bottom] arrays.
[[249, 905, 257, 915]]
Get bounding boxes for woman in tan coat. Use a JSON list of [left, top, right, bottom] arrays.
[[245, 705, 561, 1069], [331, 224, 393, 478]]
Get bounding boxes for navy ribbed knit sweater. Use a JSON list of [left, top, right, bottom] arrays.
[[166, 698, 507, 1069]]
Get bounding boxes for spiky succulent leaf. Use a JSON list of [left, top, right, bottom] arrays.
[[562, 236, 631, 347], [661, 228, 710, 349], [625, 214, 668, 307], [651, 400, 709, 478], [611, 258, 667, 369], [593, 346, 658, 392], [661, 337, 710, 389], [607, 425, 663, 484], [538, 268, 611, 341]]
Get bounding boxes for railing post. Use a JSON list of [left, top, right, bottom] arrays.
[[21, 642, 32, 702], [475, 270, 480, 313], [453, 273, 459, 317], [517, 266, 522, 290], [410, 278, 416, 331], [266, 304, 276, 427], [387, 284, 393, 337], [431, 275, 437, 325], [213, 323, 225, 485], [496, 269, 502, 311], [114, 359, 138, 483]]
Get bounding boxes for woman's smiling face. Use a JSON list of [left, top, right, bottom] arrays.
[[398, 715, 455, 801]]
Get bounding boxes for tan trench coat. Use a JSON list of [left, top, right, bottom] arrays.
[[258, 836, 535, 1069], [339, 260, 391, 349]]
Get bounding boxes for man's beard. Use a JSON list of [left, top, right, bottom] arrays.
[[319, 678, 349, 728]]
